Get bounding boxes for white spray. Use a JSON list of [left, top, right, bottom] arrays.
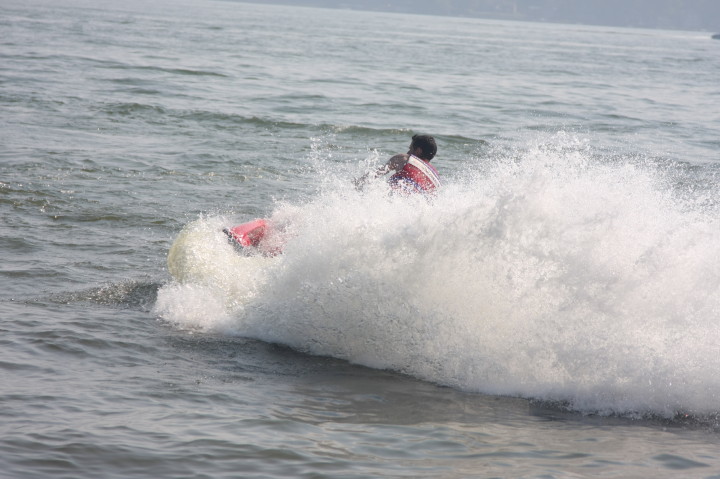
[[156, 133, 720, 417]]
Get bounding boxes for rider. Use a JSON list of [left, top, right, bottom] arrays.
[[356, 134, 441, 194]]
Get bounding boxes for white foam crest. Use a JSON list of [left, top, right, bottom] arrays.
[[155, 216, 280, 333], [158, 133, 720, 416]]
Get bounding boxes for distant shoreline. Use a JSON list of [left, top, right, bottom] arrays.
[[232, 0, 720, 33]]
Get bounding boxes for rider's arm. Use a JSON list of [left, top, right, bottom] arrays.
[[354, 153, 409, 190]]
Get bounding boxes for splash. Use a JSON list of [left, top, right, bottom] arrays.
[[156, 133, 720, 417]]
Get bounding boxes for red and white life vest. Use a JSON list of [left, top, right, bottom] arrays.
[[389, 155, 441, 194]]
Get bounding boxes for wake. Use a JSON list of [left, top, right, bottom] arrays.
[[156, 132, 720, 418]]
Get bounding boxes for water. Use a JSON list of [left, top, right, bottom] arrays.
[[3, 0, 720, 477]]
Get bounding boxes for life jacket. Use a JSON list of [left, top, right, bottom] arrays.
[[389, 155, 441, 194]]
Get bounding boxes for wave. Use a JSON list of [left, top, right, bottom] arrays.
[[91, 100, 484, 148], [155, 132, 720, 418], [50, 280, 160, 311], [117, 65, 229, 78]]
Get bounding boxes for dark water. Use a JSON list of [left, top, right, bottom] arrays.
[[3, 0, 720, 477]]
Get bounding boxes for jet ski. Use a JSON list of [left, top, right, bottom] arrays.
[[223, 218, 281, 255]]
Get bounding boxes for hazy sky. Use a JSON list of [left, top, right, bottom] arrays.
[[245, 0, 720, 32]]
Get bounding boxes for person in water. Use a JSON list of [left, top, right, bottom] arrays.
[[356, 134, 441, 194]]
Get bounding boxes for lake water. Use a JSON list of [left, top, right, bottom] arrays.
[[3, 0, 720, 477]]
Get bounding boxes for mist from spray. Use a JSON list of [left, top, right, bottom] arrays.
[[156, 133, 720, 417]]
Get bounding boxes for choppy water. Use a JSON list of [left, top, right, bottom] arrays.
[[3, 0, 720, 477]]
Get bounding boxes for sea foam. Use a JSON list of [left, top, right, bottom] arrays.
[[156, 133, 720, 417]]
